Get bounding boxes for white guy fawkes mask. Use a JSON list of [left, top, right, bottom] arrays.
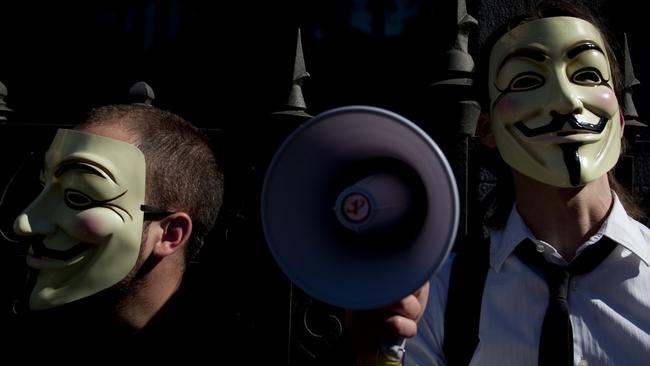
[[488, 16, 622, 187], [13, 129, 146, 310]]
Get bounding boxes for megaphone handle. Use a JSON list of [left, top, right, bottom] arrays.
[[377, 337, 406, 366]]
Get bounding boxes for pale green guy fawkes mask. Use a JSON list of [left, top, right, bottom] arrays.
[[488, 16, 622, 187], [13, 129, 146, 310]]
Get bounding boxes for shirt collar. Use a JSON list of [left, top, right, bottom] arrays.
[[490, 193, 650, 272], [490, 204, 532, 272], [601, 194, 650, 267]]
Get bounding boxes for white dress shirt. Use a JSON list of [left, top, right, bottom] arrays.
[[405, 195, 650, 366]]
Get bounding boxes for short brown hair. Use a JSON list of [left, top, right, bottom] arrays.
[[78, 104, 224, 261]]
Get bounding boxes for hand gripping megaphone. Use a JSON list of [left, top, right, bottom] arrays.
[[261, 106, 459, 363]]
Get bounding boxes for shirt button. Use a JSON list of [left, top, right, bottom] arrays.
[[535, 243, 545, 253], [578, 358, 588, 366]]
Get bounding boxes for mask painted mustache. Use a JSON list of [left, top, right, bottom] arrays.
[[31, 240, 92, 261], [514, 112, 608, 137]]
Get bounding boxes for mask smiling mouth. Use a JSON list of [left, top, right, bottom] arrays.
[[514, 113, 608, 137], [31, 241, 93, 261]]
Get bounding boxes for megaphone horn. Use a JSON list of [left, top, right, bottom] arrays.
[[261, 106, 459, 310]]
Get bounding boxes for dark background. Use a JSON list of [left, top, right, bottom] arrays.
[[0, 0, 648, 363], [0, 0, 648, 126]]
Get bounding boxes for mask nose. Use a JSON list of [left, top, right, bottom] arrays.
[[13, 192, 57, 237], [550, 75, 583, 116], [13, 213, 35, 236]]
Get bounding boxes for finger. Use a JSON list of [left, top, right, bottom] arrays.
[[413, 281, 430, 303], [385, 293, 424, 320], [382, 314, 418, 338]]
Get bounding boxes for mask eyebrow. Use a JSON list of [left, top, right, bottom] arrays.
[[497, 48, 548, 74], [567, 42, 604, 59], [54, 160, 116, 182]]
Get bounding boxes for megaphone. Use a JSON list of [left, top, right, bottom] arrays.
[[261, 106, 459, 310]]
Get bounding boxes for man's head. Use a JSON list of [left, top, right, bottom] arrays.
[[79, 105, 224, 263], [14, 104, 224, 310], [478, 1, 623, 188]]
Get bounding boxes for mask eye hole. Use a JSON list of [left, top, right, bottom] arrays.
[[573, 68, 603, 85], [64, 189, 94, 209], [509, 72, 544, 91]]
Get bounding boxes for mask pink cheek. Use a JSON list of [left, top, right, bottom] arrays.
[[595, 90, 618, 113], [493, 95, 523, 121], [70, 210, 122, 241]]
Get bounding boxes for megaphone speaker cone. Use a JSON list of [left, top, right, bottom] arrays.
[[262, 106, 459, 309]]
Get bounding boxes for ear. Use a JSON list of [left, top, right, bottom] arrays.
[[477, 113, 497, 148], [153, 212, 193, 258]]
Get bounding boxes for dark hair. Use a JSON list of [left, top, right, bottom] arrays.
[[78, 104, 224, 262], [477, 0, 643, 229]]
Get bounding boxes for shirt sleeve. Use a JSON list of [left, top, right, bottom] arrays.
[[403, 255, 455, 366]]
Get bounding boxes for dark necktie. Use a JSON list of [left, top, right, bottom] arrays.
[[514, 236, 617, 366]]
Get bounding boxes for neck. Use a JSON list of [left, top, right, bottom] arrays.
[[111, 255, 184, 333], [513, 170, 613, 261]]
